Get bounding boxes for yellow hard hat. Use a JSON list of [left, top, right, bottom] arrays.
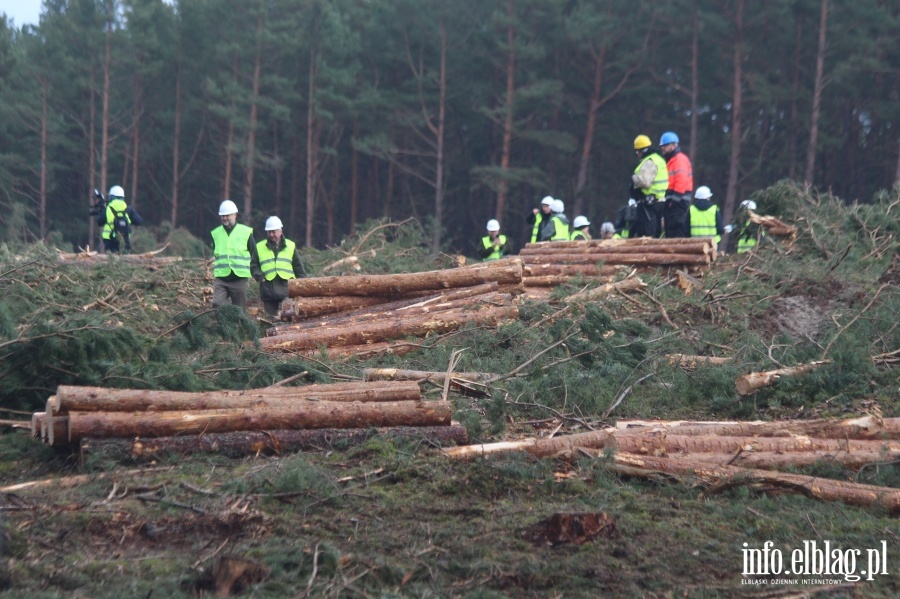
[[633, 135, 652, 150]]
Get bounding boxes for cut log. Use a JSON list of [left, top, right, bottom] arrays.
[[524, 238, 710, 250], [735, 360, 831, 395], [523, 264, 622, 277], [259, 304, 519, 352], [287, 260, 523, 297], [667, 354, 733, 367], [668, 450, 900, 471], [519, 242, 713, 256], [297, 340, 422, 361], [280, 282, 500, 322], [364, 368, 492, 396], [66, 400, 452, 443], [609, 432, 900, 455], [605, 452, 900, 513], [46, 415, 70, 447], [52, 381, 423, 414], [443, 428, 615, 460], [524, 275, 616, 287], [563, 276, 647, 302], [615, 415, 900, 441], [31, 411, 45, 439], [273, 291, 512, 335], [79, 424, 470, 464], [522, 253, 709, 266], [364, 368, 493, 383]]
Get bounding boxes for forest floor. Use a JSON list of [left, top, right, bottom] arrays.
[[0, 182, 898, 598]]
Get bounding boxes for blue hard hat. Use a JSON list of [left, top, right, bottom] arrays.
[[659, 131, 679, 146]]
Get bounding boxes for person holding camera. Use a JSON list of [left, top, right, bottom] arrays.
[[96, 185, 142, 254]]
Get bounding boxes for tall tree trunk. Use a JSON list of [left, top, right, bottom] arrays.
[[724, 0, 744, 227], [804, 0, 828, 186], [788, 9, 802, 180], [243, 12, 264, 218], [350, 121, 359, 233], [431, 20, 447, 254], [305, 41, 318, 247], [40, 79, 48, 240], [100, 14, 112, 216], [385, 154, 395, 217], [131, 69, 142, 209], [273, 121, 282, 218], [223, 57, 237, 202], [88, 70, 97, 247], [496, 0, 516, 223], [170, 63, 181, 227], [573, 45, 606, 214], [689, 1, 699, 164]]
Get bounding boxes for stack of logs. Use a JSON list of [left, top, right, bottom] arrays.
[[260, 260, 524, 359], [520, 238, 716, 287], [31, 383, 468, 461], [445, 415, 900, 513]]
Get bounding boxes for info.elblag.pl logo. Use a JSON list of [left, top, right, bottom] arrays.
[[741, 541, 890, 585]]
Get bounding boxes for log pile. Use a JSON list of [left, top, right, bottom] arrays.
[[519, 238, 716, 287], [263, 260, 523, 358], [30, 382, 466, 457], [443, 415, 900, 513]]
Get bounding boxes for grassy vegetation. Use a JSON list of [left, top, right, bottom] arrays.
[[0, 183, 897, 597]]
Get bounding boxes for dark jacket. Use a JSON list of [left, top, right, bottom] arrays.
[[250, 237, 307, 302]]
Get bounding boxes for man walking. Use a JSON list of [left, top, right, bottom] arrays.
[[251, 216, 307, 317], [211, 200, 255, 309]]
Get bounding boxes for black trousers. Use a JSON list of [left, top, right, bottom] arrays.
[[663, 199, 690, 238], [629, 201, 663, 238]]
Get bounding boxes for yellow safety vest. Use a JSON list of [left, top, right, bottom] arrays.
[[550, 217, 570, 241], [101, 199, 131, 240], [481, 234, 507, 261], [634, 154, 669, 201], [530, 213, 545, 244], [211, 224, 253, 278], [256, 238, 297, 280], [570, 230, 589, 241], [689, 205, 720, 245]]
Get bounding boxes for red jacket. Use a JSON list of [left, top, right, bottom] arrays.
[[666, 150, 693, 194]]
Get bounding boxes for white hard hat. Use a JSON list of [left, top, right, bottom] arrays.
[[694, 186, 713, 200], [218, 200, 238, 215], [486, 219, 500, 232], [573, 215, 590, 229], [108, 185, 124, 198], [740, 199, 757, 211], [541, 195, 554, 206], [601, 222, 615, 234], [552, 199, 564, 213], [265, 216, 284, 231]]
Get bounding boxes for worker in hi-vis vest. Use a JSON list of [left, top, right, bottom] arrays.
[[479, 219, 511, 261], [629, 134, 668, 238], [570, 215, 591, 241], [528, 196, 555, 243], [687, 185, 724, 246], [251, 216, 307, 317], [211, 199, 255, 309]]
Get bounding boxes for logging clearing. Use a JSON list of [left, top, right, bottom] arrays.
[[0, 183, 898, 597]]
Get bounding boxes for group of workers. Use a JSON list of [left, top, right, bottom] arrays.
[[94, 188, 308, 317], [480, 130, 763, 261]]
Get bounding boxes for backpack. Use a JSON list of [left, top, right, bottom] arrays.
[[110, 207, 130, 239]]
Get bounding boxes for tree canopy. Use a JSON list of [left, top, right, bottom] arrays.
[[0, 0, 897, 254]]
